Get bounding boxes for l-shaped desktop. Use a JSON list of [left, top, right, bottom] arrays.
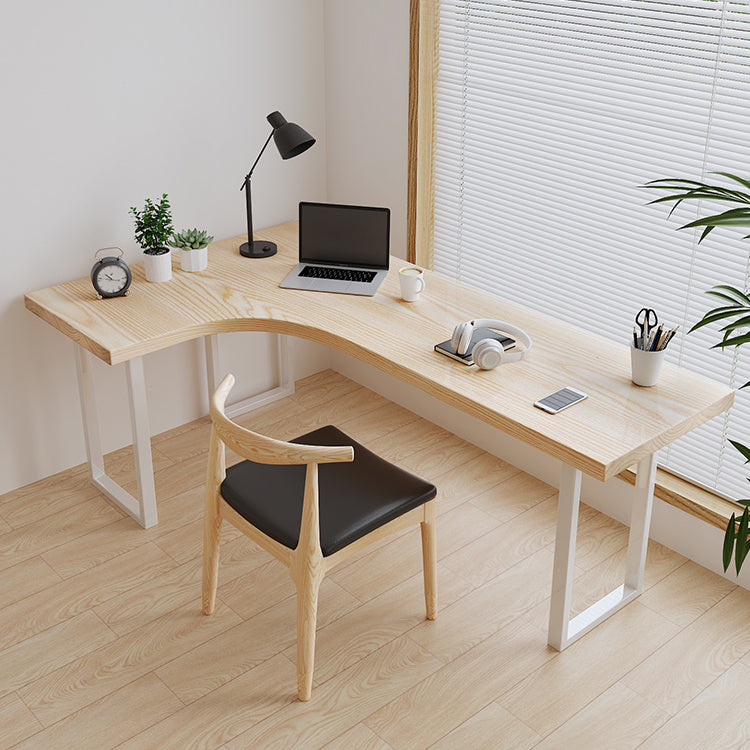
[[25, 221, 734, 651]]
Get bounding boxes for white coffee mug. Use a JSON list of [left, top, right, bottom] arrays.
[[399, 267, 425, 302]]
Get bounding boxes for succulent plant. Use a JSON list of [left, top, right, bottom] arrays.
[[170, 228, 214, 250]]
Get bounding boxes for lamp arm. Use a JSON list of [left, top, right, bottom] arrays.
[[240, 129, 274, 191]]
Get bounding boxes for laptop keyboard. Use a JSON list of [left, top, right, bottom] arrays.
[[300, 265, 376, 283]]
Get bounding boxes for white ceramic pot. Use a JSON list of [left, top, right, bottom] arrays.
[[143, 248, 172, 283], [630, 344, 666, 387], [179, 246, 208, 272]]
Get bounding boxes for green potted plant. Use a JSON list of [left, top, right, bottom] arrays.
[[130, 193, 174, 282], [643, 172, 750, 574], [170, 228, 214, 272]]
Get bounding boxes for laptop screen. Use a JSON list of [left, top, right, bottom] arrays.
[[299, 202, 390, 270]]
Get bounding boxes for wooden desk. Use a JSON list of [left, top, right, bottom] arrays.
[[25, 221, 734, 650]]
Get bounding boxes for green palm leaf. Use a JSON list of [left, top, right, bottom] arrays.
[[731, 440, 750, 463], [712, 172, 750, 194], [736, 507, 750, 575], [689, 307, 750, 333], [711, 333, 750, 349], [711, 285, 750, 306], [724, 514, 737, 573], [720, 315, 750, 333]]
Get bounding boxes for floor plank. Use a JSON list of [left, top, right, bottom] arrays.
[[532, 682, 670, 750], [224, 636, 443, 750], [18, 600, 240, 727], [364, 616, 555, 749], [0, 555, 61, 610], [0, 610, 117, 701], [0, 543, 175, 651], [0, 693, 42, 749], [639, 661, 750, 749], [11, 673, 183, 750], [117, 656, 297, 750], [430, 702, 539, 750], [621, 586, 750, 716], [500, 603, 680, 737]]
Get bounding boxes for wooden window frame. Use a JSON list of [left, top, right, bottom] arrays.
[[407, 0, 438, 267]]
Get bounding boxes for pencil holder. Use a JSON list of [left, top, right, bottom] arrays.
[[630, 345, 666, 387]]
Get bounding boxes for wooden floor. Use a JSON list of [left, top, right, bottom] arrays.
[[2, 369, 750, 749]]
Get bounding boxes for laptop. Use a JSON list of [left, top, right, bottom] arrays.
[[280, 202, 390, 296]]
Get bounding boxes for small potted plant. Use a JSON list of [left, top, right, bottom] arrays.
[[129, 193, 174, 282], [170, 228, 214, 272]]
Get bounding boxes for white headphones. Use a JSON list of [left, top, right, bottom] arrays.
[[451, 319, 532, 370]]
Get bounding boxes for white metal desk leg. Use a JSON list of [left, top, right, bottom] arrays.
[[547, 454, 658, 651], [205, 333, 221, 398], [624, 453, 658, 593], [75, 344, 107, 483], [204, 333, 295, 418], [125, 357, 158, 528], [74, 345, 157, 528], [548, 463, 582, 651]]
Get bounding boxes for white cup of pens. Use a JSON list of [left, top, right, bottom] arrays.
[[631, 308, 678, 387]]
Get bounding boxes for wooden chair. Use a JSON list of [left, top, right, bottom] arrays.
[[202, 374, 438, 701]]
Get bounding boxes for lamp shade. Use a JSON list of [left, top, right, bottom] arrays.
[[267, 111, 315, 160]]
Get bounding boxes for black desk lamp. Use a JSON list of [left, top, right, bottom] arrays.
[[239, 111, 315, 258]]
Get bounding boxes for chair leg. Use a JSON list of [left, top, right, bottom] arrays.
[[421, 499, 438, 620], [202, 492, 222, 615], [295, 568, 324, 701]]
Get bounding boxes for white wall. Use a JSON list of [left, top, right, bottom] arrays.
[[0, 0, 330, 494], [323, 0, 410, 258]]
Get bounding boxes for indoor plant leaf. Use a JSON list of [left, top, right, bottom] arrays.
[[711, 333, 750, 349], [711, 285, 750, 306], [712, 172, 750, 194], [730, 440, 750, 463], [736, 507, 750, 575], [724, 513, 736, 573], [689, 307, 749, 332], [719, 315, 750, 333]]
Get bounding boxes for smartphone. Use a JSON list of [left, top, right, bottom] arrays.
[[434, 327, 515, 366], [534, 387, 588, 414]]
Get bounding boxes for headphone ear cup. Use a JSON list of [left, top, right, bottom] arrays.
[[451, 322, 474, 355], [473, 338, 504, 370]]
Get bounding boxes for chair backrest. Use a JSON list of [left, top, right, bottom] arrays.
[[210, 374, 354, 467], [208, 374, 355, 567]]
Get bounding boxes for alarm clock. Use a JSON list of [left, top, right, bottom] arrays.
[[91, 247, 132, 299]]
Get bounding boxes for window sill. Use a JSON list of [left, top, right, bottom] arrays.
[[619, 468, 737, 530]]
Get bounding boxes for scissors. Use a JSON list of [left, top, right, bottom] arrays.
[[635, 308, 658, 342]]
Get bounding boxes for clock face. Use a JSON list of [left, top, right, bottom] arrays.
[[92, 259, 131, 298]]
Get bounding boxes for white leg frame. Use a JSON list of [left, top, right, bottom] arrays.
[[74, 344, 158, 528], [74, 334, 295, 529], [548, 454, 658, 650], [204, 333, 294, 418]]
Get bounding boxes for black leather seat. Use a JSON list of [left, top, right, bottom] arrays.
[[220, 425, 437, 557]]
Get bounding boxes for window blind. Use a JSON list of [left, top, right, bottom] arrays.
[[434, 0, 750, 500]]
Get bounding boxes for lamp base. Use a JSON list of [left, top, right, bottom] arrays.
[[239, 240, 277, 258]]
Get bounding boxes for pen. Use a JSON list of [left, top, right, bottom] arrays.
[[633, 327, 639, 348], [659, 327, 678, 351], [650, 324, 663, 351]]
